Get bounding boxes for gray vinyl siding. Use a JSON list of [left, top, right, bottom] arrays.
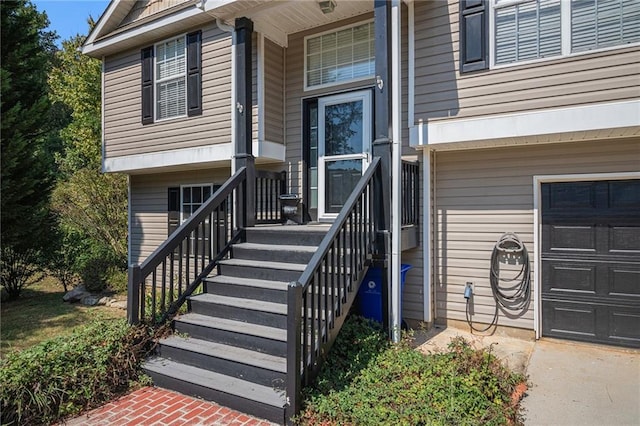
[[264, 38, 284, 144], [413, 0, 640, 122], [434, 138, 640, 329], [120, 0, 189, 27], [103, 22, 233, 159], [130, 168, 231, 264]]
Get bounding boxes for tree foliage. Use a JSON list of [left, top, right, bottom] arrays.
[[49, 32, 101, 173], [48, 32, 128, 286], [1, 0, 57, 298]]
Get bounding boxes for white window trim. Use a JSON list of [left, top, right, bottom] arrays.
[[154, 34, 188, 122], [303, 19, 375, 92], [489, 0, 640, 69], [179, 183, 214, 224]]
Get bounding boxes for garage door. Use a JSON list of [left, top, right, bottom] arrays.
[[541, 179, 640, 348]]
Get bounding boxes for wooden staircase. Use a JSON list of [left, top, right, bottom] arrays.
[[143, 225, 328, 424]]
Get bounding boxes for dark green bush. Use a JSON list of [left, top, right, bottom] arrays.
[[105, 266, 127, 294], [0, 318, 159, 425], [299, 318, 526, 426]]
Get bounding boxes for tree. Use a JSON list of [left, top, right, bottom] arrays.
[[1, 0, 57, 299], [48, 32, 128, 288], [49, 32, 101, 174]]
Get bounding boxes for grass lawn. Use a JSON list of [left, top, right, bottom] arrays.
[[1, 277, 126, 358]]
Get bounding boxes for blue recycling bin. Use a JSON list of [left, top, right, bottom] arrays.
[[357, 264, 412, 323]]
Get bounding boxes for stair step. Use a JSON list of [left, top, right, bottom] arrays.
[[174, 313, 287, 356], [245, 226, 328, 246], [219, 258, 306, 282], [233, 242, 317, 264], [188, 293, 287, 328], [157, 335, 286, 388], [204, 275, 289, 303], [143, 357, 286, 424]]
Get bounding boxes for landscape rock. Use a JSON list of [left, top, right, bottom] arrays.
[[110, 300, 128, 310], [81, 295, 101, 306], [96, 297, 112, 306], [63, 285, 90, 302]]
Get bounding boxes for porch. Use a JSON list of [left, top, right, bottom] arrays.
[[127, 1, 413, 424]]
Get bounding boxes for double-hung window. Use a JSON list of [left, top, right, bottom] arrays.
[[155, 37, 187, 121], [461, 0, 640, 71], [491, 0, 640, 66], [141, 31, 202, 124]]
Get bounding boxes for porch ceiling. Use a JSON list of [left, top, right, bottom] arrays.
[[204, 0, 373, 46]]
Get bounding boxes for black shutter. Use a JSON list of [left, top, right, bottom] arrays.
[[186, 31, 202, 117], [460, 0, 488, 73], [141, 46, 154, 124], [168, 187, 180, 236]]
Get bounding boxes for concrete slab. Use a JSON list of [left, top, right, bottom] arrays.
[[521, 339, 640, 426], [413, 325, 535, 375]]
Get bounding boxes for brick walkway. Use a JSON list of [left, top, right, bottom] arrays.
[[62, 387, 277, 426]]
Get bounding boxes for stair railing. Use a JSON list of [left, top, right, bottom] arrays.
[[127, 167, 247, 325], [255, 170, 287, 224], [401, 159, 419, 227], [286, 157, 381, 421]]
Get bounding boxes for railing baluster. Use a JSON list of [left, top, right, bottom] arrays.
[[161, 260, 167, 312], [151, 269, 157, 322], [169, 251, 175, 305]]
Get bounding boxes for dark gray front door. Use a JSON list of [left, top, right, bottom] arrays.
[[541, 179, 640, 348]]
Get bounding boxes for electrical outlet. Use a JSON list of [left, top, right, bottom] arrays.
[[466, 281, 474, 293]]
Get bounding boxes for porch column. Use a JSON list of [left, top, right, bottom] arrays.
[[373, 0, 393, 337], [234, 17, 255, 228]]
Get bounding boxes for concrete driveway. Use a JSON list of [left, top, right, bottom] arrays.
[[521, 339, 640, 426]]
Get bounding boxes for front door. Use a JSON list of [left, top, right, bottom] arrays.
[[318, 90, 372, 219]]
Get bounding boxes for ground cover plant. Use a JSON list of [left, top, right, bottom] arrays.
[[0, 318, 162, 425], [0, 277, 125, 357], [299, 316, 527, 425]]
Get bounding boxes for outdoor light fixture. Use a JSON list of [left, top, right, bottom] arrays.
[[318, 0, 336, 14]]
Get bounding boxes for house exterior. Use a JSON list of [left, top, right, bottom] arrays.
[[83, 0, 639, 421]]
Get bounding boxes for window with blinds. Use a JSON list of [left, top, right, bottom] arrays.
[[155, 37, 187, 120], [494, 0, 562, 64], [492, 0, 639, 66], [572, 0, 640, 52], [305, 21, 375, 89]]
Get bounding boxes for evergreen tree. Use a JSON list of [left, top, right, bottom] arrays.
[[1, 0, 58, 299]]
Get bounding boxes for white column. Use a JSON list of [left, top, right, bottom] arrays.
[[391, 0, 402, 343], [423, 148, 432, 323]]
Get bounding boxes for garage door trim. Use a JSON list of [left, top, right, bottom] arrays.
[[532, 171, 640, 340]]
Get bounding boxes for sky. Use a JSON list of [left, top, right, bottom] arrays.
[[33, 0, 110, 45]]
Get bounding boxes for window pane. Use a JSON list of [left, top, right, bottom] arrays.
[[495, 0, 561, 64], [157, 78, 186, 120], [306, 22, 374, 88], [572, 0, 640, 52]]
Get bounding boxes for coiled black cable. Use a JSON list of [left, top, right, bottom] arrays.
[[466, 233, 531, 332]]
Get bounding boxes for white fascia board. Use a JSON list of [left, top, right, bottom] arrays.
[[84, 0, 121, 47], [420, 100, 640, 145], [103, 144, 233, 173], [82, 6, 205, 56], [253, 140, 286, 161], [103, 141, 284, 173]]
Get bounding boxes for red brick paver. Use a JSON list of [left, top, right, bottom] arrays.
[[61, 387, 278, 426]]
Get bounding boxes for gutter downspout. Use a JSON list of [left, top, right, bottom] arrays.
[[197, 0, 236, 172], [391, 0, 402, 343]]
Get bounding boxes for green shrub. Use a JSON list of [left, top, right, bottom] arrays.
[[105, 266, 127, 294], [299, 319, 526, 426], [0, 318, 159, 425]]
